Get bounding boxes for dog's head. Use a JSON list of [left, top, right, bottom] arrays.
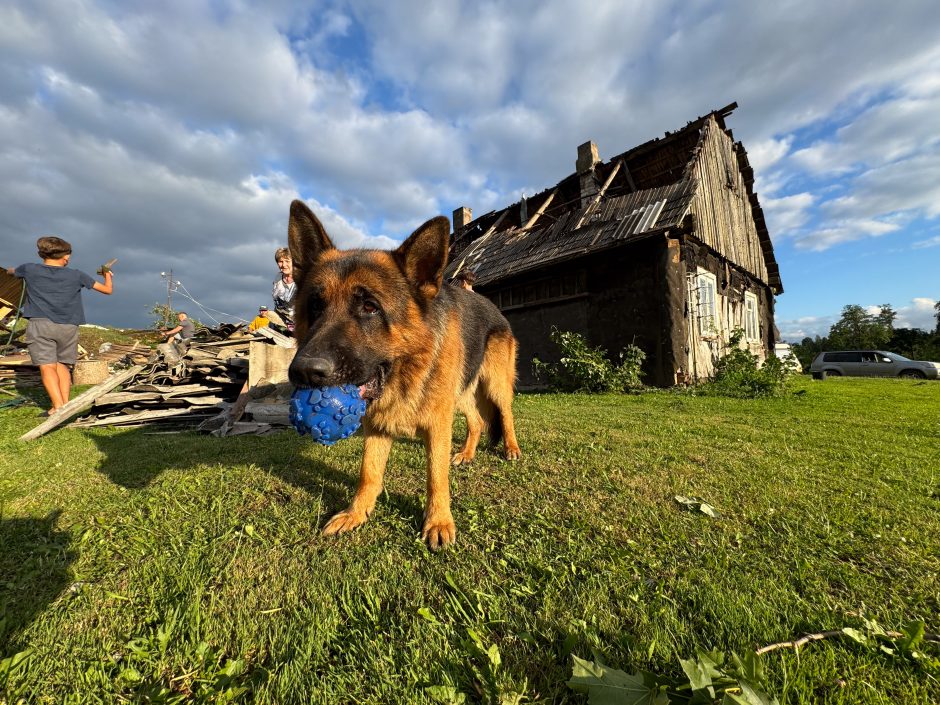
[[286, 199, 450, 399]]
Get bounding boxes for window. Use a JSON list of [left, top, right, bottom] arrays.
[[744, 292, 759, 341], [694, 269, 718, 336], [824, 352, 862, 363]]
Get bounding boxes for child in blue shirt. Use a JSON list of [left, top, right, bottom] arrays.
[[8, 236, 113, 414]]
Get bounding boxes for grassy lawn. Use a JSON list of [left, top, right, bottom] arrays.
[[0, 377, 938, 703]]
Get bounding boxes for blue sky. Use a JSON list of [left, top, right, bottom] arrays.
[[0, 0, 938, 339]]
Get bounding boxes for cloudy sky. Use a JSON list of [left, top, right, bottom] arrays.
[[1, 0, 938, 340]]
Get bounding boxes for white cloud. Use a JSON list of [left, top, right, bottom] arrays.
[[895, 297, 938, 331], [762, 192, 815, 236], [912, 235, 940, 249], [2, 0, 940, 325]]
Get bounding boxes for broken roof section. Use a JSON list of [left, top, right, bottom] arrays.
[[448, 102, 782, 293]]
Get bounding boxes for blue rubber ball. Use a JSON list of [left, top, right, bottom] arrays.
[[289, 384, 367, 446]]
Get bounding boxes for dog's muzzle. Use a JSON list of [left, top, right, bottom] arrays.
[[289, 355, 335, 388]]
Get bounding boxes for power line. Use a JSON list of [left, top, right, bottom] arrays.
[[174, 281, 249, 324]]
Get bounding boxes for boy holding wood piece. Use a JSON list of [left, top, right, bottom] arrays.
[[8, 236, 114, 414]]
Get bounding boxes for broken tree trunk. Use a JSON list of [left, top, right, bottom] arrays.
[[19, 364, 145, 441]]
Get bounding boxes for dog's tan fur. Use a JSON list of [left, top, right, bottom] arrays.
[[287, 200, 520, 549]]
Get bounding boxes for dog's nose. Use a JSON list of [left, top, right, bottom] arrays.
[[289, 355, 335, 387]]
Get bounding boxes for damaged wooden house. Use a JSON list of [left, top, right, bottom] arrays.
[[445, 102, 783, 387]]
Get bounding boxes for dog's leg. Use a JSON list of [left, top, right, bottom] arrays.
[[323, 430, 392, 536], [421, 418, 457, 550], [480, 332, 522, 461], [452, 386, 484, 466]]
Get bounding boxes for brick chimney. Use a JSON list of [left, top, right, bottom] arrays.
[[577, 141, 600, 208], [453, 206, 472, 233]]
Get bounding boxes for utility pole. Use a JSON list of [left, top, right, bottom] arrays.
[[160, 270, 175, 327]]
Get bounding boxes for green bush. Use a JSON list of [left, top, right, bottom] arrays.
[[533, 328, 645, 392], [703, 329, 791, 398]]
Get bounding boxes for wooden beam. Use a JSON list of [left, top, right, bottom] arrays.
[[576, 160, 622, 228], [521, 189, 557, 231], [19, 364, 145, 441], [254, 326, 295, 348], [452, 208, 509, 275]]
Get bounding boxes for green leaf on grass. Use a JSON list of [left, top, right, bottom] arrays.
[[568, 655, 669, 705], [898, 620, 925, 652], [417, 607, 438, 624], [698, 502, 721, 518], [425, 685, 466, 704], [674, 495, 721, 518], [679, 657, 715, 696], [722, 678, 779, 705], [841, 627, 869, 646]]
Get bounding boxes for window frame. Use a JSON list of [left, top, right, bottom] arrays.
[[695, 268, 718, 337], [744, 291, 760, 342]]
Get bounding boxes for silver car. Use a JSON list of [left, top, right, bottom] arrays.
[[810, 350, 940, 380]]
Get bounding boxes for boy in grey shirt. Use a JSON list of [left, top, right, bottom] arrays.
[[8, 236, 114, 414]]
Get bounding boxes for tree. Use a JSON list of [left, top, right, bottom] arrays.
[[875, 303, 896, 332], [150, 302, 179, 329], [791, 335, 828, 370], [887, 328, 931, 358], [935, 300, 940, 334], [827, 304, 891, 350]]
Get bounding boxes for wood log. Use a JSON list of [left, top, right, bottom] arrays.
[[19, 364, 145, 441]]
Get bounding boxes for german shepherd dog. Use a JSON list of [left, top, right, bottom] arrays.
[[287, 200, 522, 549]]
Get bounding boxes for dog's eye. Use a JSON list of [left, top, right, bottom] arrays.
[[362, 300, 380, 315]]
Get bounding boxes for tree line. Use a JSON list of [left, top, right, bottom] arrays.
[[790, 301, 940, 370]]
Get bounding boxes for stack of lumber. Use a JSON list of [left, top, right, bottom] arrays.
[[67, 331, 252, 430], [16, 322, 298, 439], [0, 353, 41, 390]]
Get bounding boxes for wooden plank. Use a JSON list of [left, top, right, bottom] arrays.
[[521, 189, 557, 231], [576, 160, 622, 229], [254, 326, 294, 348], [69, 407, 214, 428], [19, 364, 145, 441], [244, 401, 289, 425], [94, 391, 162, 406]]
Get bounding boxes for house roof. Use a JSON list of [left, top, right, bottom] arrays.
[[450, 180, 697, 286], [447, 103, 783, 292]]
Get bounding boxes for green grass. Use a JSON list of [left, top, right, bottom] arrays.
[[0, 377, 938, 703]]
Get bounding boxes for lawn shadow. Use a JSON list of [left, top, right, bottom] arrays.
[[86, 429, 426, 531], [0, 510, 75, 656]]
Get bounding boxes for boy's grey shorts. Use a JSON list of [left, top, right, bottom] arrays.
[[25, 318, 80, 366]]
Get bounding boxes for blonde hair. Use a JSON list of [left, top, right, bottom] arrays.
[[275, 247, 291, 263]]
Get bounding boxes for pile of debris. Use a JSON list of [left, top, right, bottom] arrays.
[[16, 324, 297, 441]]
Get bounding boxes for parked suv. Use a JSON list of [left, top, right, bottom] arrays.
[[810, 351, 940, 380]]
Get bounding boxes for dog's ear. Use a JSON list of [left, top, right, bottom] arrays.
[[288, 200, 335, 280], [394, 216, 450, 299]]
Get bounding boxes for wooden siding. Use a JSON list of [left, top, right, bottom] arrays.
[[682, 241, 774, 380], [687, 116, 769, 285]]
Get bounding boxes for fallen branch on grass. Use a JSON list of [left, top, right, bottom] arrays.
[[757, 628, 940, 655]]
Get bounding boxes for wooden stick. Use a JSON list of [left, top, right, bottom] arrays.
[[19, 364, 144, 441], [756, 629, 940, 655]]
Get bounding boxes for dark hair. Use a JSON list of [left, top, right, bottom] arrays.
[[453, 270, 476, 285], [37, 236, 72, 260]]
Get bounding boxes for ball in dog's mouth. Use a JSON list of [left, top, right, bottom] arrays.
[[357, 364, 388, 400]]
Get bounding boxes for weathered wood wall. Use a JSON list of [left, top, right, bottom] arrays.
[[687, 116, 769, 285], [482, 239, 674, 388], [682, 240, 774, 380]]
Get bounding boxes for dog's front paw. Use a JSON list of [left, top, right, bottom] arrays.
[[421, 514, 456, 551], [451, 450, 475, 466], [323, 508, 368, 536], [504, 444, 522, 461]]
